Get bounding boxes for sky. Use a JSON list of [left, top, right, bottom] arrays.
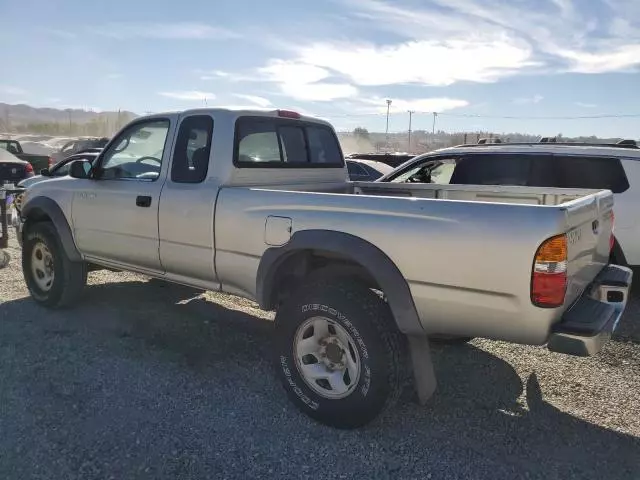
[[1, 0, 640, 137]]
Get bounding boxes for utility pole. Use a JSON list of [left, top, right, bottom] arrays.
[[431, 112, 438, 135], [385, 99, 392, 151], [407, 110, 414, 153]]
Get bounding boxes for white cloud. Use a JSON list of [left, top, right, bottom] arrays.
[[47, 29, 77, 39], [294, 39, 535, 87], [232, 94, 272, 107], [280, 82, 359, 102], [557, 44, 640, 73], [513, 94, 544, 105], [158, 91, 216, 101], [200, 70, 240, 80], [0, 85, 28, 96], [259, 60, 330, 85], [357, 96, 469, 114], [94, 22, 239, 40], [341, 0, 640, 75], [258, 60, 359, 101], [575, 102, 597, 108]]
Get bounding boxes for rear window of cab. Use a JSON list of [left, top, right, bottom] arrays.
[[234, 117, 344, 168]]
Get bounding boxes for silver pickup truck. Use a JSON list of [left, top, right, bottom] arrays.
[[16, 108, 632, 428]]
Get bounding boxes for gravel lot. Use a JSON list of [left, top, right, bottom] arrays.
[[1, 235, 639, 479]]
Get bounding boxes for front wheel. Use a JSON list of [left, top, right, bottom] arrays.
[[274, 278, 406, 429], [22, 222, 87, 308]]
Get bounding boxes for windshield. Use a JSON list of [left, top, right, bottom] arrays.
[[0, 140, 21, 155], [388, 158, 457, 183]]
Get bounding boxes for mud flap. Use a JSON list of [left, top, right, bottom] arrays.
[[407, 335, 437, 405]]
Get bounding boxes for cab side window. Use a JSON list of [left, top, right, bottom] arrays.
[[171, 115, 213, 183]]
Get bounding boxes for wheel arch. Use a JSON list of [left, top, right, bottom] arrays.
[[21, 196, 82, 262], [256, 230, 424, 335]]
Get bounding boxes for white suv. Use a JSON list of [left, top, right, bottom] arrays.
[[379, 141, 640, 266]]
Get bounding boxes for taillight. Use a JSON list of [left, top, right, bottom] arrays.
[[25, 163, 34, 174], [48, 156, 54, 168], [610, 211, 615, 252], [277, 109, 301, 119], [531, 234, 567, 308]]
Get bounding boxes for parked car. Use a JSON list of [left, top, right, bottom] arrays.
[[345, 152, 415, 168], [16, 109, 631, 429], [0, 139, 53, 172], [49, 137, 110, 165], [377, 141, 640, 266], [0, 148, 35, 185], [346, 159, 393, 181], [11, 151, 102, 244], [17, 150, 101, 189]]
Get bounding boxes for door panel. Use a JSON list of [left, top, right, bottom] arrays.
[[71, 118, 172, 271], [72, 179, 164, 270], [158, 114, 217, 282]]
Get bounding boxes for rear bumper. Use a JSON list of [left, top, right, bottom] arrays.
[[547, 264, 632, 356]]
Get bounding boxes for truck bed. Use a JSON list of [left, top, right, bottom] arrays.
[[215, 181, 613, 344]]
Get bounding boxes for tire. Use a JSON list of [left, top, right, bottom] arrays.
[[22, 221, 87, 308], [274, 278, 406, 429]]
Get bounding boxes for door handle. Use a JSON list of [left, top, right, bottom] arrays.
[[136, 195, 152, 208]]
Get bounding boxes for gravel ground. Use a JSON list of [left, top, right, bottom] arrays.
[[1, 235, 639, 480]]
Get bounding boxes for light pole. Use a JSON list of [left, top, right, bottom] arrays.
[[407, 110, 414, 153], [385, 99, 392, 150]]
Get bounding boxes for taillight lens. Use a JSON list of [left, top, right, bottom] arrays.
[[25, 163, 34, 174], [531, 234, 567, 308], [48, 156, 54, 168]]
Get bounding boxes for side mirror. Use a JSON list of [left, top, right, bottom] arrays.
[[40, 168, 50, 176], [69, 160, 93, 179]]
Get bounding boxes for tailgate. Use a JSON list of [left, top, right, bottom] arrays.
[[563, 190, 614, 306]]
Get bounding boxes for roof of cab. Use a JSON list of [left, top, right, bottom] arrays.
[[140, 108, 334, 128]]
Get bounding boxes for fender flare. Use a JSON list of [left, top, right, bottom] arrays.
[[256, 230, 424, 335], [21, 196, 82, 262]]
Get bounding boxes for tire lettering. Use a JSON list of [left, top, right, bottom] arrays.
[[280, 356, 319, 410]]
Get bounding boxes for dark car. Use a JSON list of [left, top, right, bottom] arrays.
[[346, 159, 394, 181], [0, 139, 53, 172], [17, 150, 102, 189], [345, 152, 415, 168], [50, 137, 110, 165], [0, 148, 35, 185]]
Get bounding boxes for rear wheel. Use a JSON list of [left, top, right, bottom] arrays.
[[274, 278, 406, 429], [22, 222, 86, 308]]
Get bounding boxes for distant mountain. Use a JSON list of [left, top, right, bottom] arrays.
[[0, 103, 138, 137]]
